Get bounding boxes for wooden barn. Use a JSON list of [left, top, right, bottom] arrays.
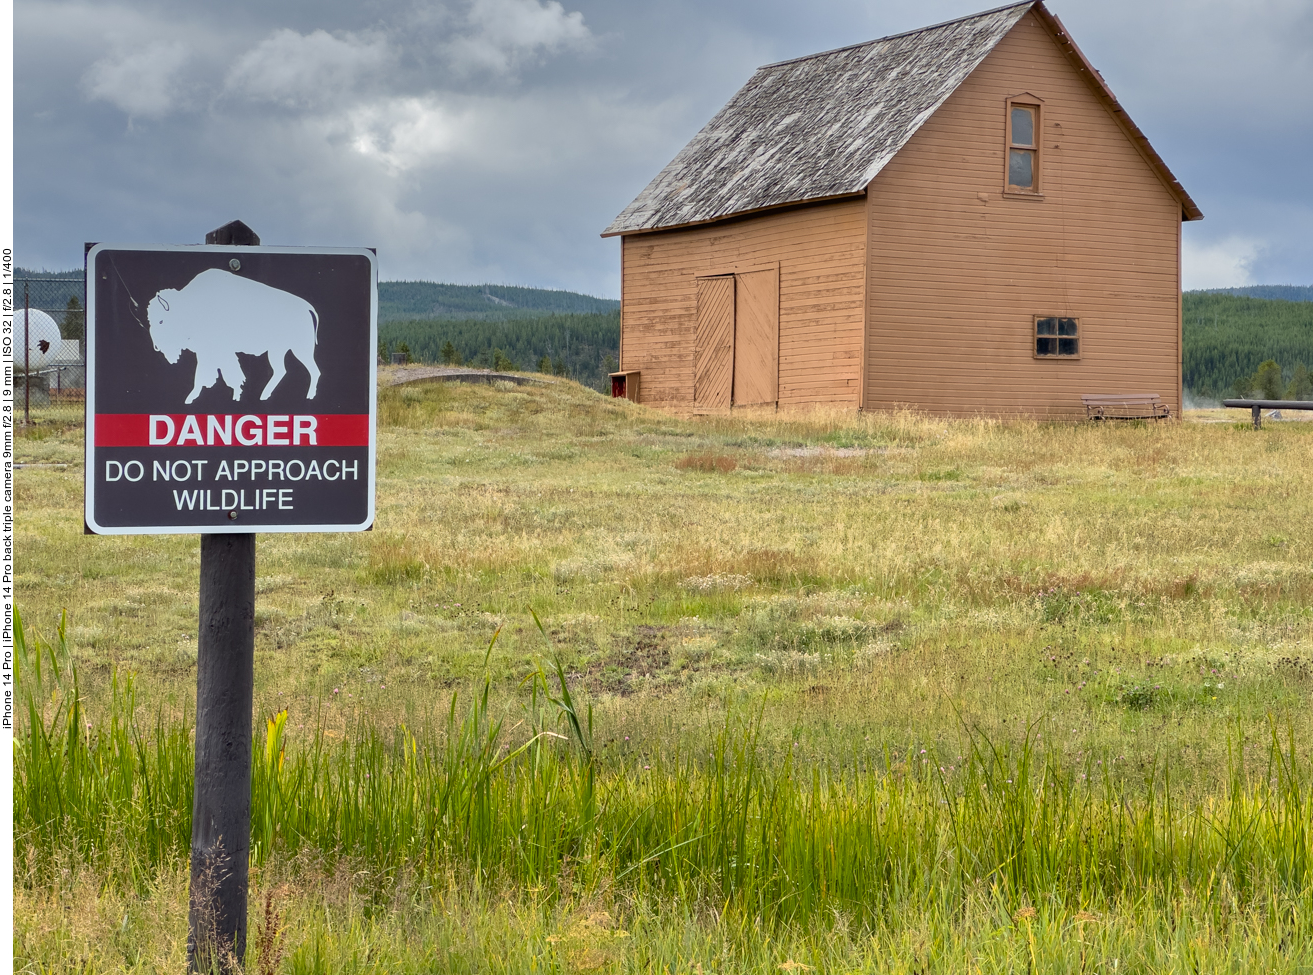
[[602, 1, 1202, 417]]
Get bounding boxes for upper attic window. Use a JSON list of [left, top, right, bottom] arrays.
[[1006, 96, 1042, 194]]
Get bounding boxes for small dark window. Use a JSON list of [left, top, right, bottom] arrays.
[[1035, 317, 1079, 357]]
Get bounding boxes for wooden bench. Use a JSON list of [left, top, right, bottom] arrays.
[[1082, 393, 1170, 421]]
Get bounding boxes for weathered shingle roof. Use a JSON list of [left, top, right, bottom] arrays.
[[603, 3, 1033, 236], [603, 1, 1200, 236]]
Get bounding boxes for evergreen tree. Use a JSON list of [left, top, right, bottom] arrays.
[[1287, 363, 1312, 401], [1255, 360, 1284, 399], [62, 296, 84, 341], [441, 340, 461, 366], [396, 341, 414, 364], [492, 348, 516, 371]]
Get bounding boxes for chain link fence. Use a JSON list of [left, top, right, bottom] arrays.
[[16, 274, 85, 428]]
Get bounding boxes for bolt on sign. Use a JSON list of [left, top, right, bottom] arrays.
[[85, 244, 377, 533]]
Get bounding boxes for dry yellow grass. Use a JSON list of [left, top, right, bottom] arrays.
[[15, 379, 1313, 785]]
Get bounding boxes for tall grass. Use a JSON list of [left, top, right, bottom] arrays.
[[14, 611, 194, 888], [16, 613, 1313, 933]]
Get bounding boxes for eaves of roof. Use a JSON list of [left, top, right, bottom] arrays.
[[1029, 3, 1202, 221]]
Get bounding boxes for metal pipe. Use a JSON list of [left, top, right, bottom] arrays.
[[1221, 399, 1313, 410], [1221, 399, 1313, 431]]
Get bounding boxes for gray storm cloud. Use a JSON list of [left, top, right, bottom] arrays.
[[224, 29, 391, 109], [448, 0, 593, 74], [82, 41, 192, 119], [17, 0, 1313, 294]]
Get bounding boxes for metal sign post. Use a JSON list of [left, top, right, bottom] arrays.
[[23, 283, 29, 425], [84, 222, 377, 969]]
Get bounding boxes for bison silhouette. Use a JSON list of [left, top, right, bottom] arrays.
[[148, 268, 321, 404]]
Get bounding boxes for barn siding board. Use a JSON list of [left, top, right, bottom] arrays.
[[620, 198, 867, 409], [863, 10, 1183, 417]]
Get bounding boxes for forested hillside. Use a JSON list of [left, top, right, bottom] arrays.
[[16, 268, 84, 307], [377, 283, 622, 390], [1196, 285, 1313, 303], [378, 281, 617, 321], [1183, 292, 1313, 398], [380, 312, 620, 391], [14, 270, 620, 322]]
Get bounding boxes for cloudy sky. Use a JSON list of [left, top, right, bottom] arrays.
[[15, 0, 1313, 296]]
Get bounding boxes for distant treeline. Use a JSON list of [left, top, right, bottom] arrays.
[[379, 281, 618, 322], [1183, 292, 1313, 399], [16, 268, 84, 309], [16, 267, 83, 282], [380, 312, 621, 391], [1194, 285, 1313, 303], [16, 269, 619, 323]]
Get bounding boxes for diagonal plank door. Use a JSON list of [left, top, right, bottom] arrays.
[[695, 276, 735, 408], [732, 268, 779, 406]]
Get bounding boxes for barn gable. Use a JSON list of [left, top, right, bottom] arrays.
[[604, 1, 1199, 238], [860, 6, 1192, 418]]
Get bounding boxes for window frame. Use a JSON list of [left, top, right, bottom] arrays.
[[1033, 315, 1080, 359], [1005, 95, 1043, 197]]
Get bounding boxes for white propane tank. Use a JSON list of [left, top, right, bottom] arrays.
[[17, 308, 63, 370]]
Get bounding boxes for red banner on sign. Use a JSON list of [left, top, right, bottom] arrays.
[[95, 414, 371, 448]]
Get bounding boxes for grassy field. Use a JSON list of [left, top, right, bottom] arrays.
[[15, 380, 1313, 972]]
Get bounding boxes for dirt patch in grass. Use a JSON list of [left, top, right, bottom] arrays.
[[675, 451, 738, 473], [587, 625, 673, 695]]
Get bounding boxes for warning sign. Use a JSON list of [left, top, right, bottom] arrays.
[[85, 244, 377, 533]]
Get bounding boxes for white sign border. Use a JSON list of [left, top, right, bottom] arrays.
[[84, 243, 378, 535]]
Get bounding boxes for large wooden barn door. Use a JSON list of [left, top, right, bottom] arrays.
[[694, 276, 735, 408], [732, 268, 779, 406]]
